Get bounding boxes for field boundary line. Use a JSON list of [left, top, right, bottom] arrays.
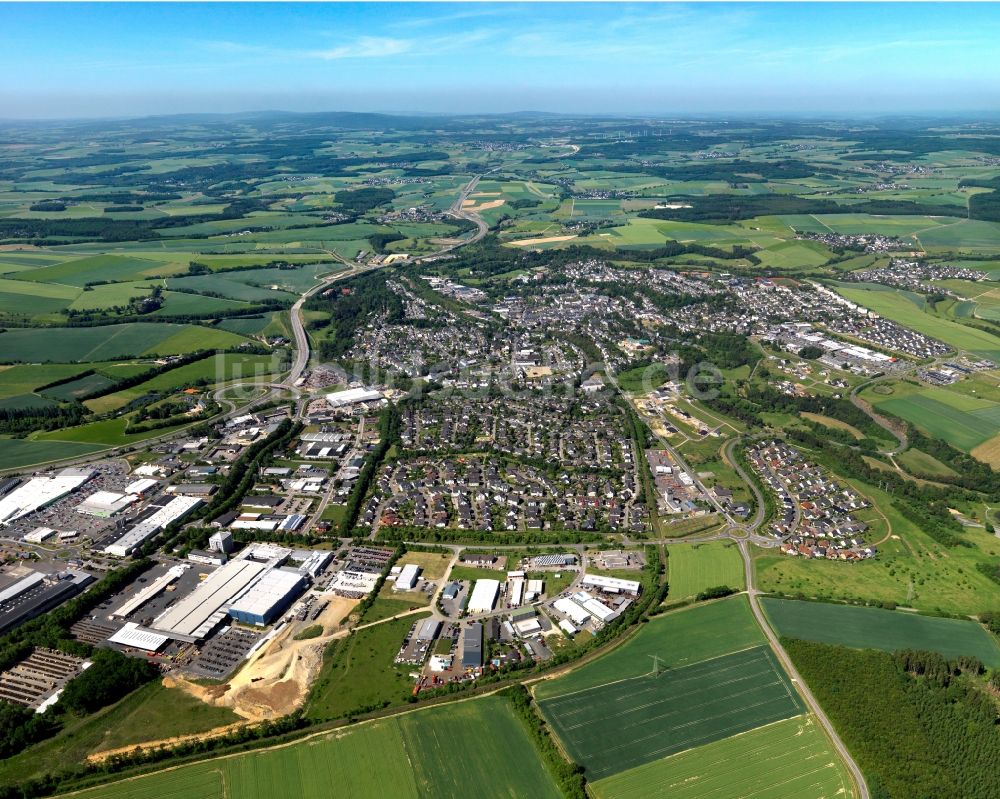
[[538, 643, 770, 703]]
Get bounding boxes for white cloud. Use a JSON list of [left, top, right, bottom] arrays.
[[306, 36, 413, 60]]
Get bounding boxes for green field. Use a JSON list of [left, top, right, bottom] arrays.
[[40, 372, 116, 401], [305, 613, 429, 721], [876, 390, 1000, 451], [667, 542, 745, 601], [0, 324, 249, 363], [0, 439, 106, 470], [591, 715, 853, 799], [762, 598, 1000, 666], [12, 253, 166, 285], [834, 284, 1000, 359], [0, 682, 239, 786], [539, 645, 803, 780], [67, 695, 559, 799], [536, 596, 765, 700]]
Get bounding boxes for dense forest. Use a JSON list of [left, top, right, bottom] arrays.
[[785, 639, 1000, 799]]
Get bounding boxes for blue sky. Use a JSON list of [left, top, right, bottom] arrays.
[[2, 2, 999, 118]]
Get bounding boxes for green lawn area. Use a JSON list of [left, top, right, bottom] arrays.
[[0, 681, 238, 787], [666, 541, 745, 601], [31, 415, 194, 446], [305, 613, 429, 722], [762, 598, 1000, 666], [535, 596, 765, 701], [67, 695, 560, 799], [591, 715, 854, 799]]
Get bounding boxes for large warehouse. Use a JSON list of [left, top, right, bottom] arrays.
[[104, 495, 202, 557], [0, 468, 94, 526], [0, 570, 94, 635], [75, 490, 138, 518], [325, 386, 383, 409], [467, 579, 500, 614], [227, 569, 306, 626], [151, 558, 270, 642]]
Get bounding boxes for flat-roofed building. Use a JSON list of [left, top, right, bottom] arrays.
[[151, 558, 269, 642], [0, 469, 94, 526], [75, 490, 138, 517], [227, 569, 306, 626], [104, 495, 202, 557], [394, 563, 421, 591], [462, 622, 483, 669], [580, 574, 641, 596], [467, 579, 500, 614]]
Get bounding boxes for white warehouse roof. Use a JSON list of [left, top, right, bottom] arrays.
[[581, 574, 641, 595], [0, 469, 93, 526], [104, 495, 202, 557], [325, 387, 383, 408], [553, 597, 591, 626], [152, 558, 269, 641], [108, 622, 169, 652], [467, 579, 500, 614], [76, 491, 138, 516], [124, 478, 159, 495]]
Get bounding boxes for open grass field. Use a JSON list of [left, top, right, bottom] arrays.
[[0, 439, 106, 470], [0, 323, 249, 363], [0, 363, 99, 398], [590, 715, 854, 799], [66, 695, 559, 799], [40, 372, 116, 401], [873, 385, 1000, 452], [835, 284, 1000, 359], [0, 681, 239, 787], [305, 613, 429, 722], [666, 541, 745, 601], [762, 598, 1000, 666], [800, 411, 865, 439], [12, 254, 166, 285], [539, 645, 802, 780], [896, 447, 959, 477], [535, 596, 764, 700]]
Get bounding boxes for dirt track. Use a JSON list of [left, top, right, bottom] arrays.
[[87, 596, 359, 763]]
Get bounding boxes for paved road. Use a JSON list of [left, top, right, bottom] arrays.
[[738, 539, 869, 799]]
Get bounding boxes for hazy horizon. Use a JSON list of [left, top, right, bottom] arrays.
[[2, 2, 1000, 120]]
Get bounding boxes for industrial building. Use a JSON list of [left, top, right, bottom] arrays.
[[112, 564, 188, 618], [124, 478, 159, 496], [108, 623, 170, 653], [75, 490, 138, 517], [103, 495, 202, 557], [580, 574, 641, 596], [325, 386, 383, 409], [23, 527, 56, 544], [467, 579, 500, 614], [553, 597, 591, 627], [0, 468, 94, 526], [394, 563, 421, 591], [209, 530, 234, 554], [227, 569, 306, 626], [151, 558, 271, 641], [0, 570, 94, 635], [462, 622, 483, 669], [416, 618, 442, 642]]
